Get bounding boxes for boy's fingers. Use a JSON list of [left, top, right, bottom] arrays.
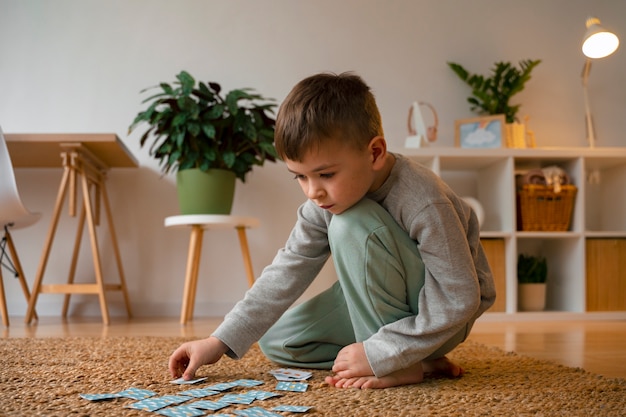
[[168, 347, 190, 378], [183, 367, 196, 380], [167, 358, 177, 377], [169, 361, 184, 378], [182, 358, 200, 380]]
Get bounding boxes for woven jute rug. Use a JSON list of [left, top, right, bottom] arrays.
[[1, 337, 624, 416]]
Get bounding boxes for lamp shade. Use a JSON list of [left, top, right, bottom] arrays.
[[582, 17, 619, 59]]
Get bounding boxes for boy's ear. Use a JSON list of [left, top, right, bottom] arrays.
[[368, 136, 387, 168]]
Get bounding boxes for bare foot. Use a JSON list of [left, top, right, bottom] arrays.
[[324, 356, 463, 389], [325, 361, 424, 389], [422, 356, 464, 378]]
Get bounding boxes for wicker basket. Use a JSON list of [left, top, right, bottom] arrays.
[[517, 184, 577, 231]]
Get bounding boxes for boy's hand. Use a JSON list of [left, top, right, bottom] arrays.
[[331, 342, 374, 379], [168, 336, 229, 380]]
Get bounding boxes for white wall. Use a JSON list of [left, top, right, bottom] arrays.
[[1, 0, 625, 319]]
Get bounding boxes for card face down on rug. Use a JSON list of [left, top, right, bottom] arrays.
[[79, 393, 119, 401], [275, 381, 309, 392], [233, 406, 283, 417], [126, 395, 191, 411], [177, 388, 220, 398], [116, 387, 158, 399], [80, 387, 157, 401], [157, 404, 205, 417], [185, 399, 230, 411], [272, 404, 314, 412]]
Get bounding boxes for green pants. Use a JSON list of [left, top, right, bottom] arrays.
[[258, 198, 428, 369]]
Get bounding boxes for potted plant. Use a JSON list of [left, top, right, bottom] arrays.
[[129, 70, 278, 214], [447, 59, 541, 148], [517, 253, 548, 311]]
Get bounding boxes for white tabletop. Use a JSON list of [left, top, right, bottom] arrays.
[[164, 214, 260, 229]]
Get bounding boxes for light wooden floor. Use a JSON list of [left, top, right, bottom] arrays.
[[2, 316, 625, 380]]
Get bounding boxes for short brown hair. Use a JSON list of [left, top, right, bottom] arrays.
[[275, 72, 383, 161]]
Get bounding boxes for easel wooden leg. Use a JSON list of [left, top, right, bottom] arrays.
[[101, 183, 132, 318], [62, 205, 87, 317], [5, 231, 38, 321], [236, 226, 255, 287], [181, 226, 203, 324], [81, 172, 110, 325], [25, 166, 72, 324]]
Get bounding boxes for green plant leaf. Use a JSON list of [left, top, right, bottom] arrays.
[[201, 123, 216, 139], [206, 104, 225, 119], [222, 150, 236, 168], [172, 113, 187, 127], [177, 71, 195, 95], [448, 59, 541, 123], [517, 254, 548, 283]]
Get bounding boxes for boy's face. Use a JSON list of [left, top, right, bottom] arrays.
[[285, 138, 385, 215]]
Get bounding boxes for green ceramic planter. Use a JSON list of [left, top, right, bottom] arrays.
[[176, 168, 236, 214]]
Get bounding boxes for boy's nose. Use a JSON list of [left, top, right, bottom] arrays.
[[307, 183, 325, 200]]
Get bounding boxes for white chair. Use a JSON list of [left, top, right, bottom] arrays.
[[0, 126, 40, 326]]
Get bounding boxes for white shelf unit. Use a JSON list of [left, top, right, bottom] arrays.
[[400, 147, 626, 317]]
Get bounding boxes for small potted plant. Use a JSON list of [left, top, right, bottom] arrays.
[[447, 59, 541, 147], [129, 70, 278, 214], [517, 253, 548, 311]]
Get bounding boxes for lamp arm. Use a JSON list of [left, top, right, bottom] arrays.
[[581, 59, 592, 86], [581, 59, 595, 147]]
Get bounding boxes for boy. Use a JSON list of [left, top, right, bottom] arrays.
[[169, 72, 496, 389]]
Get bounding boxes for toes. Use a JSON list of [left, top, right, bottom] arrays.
[[324, 376, 337, 386]]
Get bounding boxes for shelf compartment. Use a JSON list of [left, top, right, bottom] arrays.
[[439, 157, 514, 233], [516, 237, 585, 313], [584, 159, 626, 232], [586, 238, 626, 312]]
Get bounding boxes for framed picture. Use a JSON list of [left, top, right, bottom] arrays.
[[454, 115, 505, 148]]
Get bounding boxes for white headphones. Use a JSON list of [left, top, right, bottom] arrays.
[[407, 101, 438, 143]]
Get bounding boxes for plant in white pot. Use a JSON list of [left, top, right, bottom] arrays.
[[447, 59, 541, 148], [517, 253, 548, 312], [129, 70, 278, 214]]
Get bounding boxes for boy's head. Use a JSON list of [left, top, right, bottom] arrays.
[[275, 72, 384, 162]]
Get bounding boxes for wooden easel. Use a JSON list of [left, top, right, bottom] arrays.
[[25, 144, 132, 325]]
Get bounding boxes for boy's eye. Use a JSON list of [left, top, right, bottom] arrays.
[[292, 173, 334, 180]]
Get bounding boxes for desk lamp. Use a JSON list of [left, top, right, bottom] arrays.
[[581, 17, 619, 147]]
